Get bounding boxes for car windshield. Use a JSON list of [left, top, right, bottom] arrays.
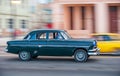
[[60, 31, 72, 39], [24, 34, 31, 39]]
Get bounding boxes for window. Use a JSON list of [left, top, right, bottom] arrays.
[[21, 20, 26, 28], [49, 33, 54, 39], [30, 6, 35, 13], [8, 19, 14, 29], [103, 35, 111, 41], [92, 35, 111, 41], [24, 32, 36, 40], [92, 35, 104, 41], [49, 32, 63, 40], [37, 32, 47, 39], [60, 32, 70, 40]]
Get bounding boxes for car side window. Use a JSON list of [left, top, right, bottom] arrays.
[[37, 32, 47, 39], [93, 35, 111, 41], [93, 35, 104, 41], [103, 35, 111, 41], [24, 32, 36, 40], [49, 32, 63, 40]]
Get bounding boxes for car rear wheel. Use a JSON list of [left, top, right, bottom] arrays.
[[19, 51, 31, 61], [74, 49, 88, 62]]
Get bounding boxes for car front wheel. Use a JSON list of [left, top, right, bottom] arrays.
[[74, 49, 88, 62], [19, 51, 31, 61]]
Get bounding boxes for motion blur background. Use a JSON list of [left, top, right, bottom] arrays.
[[0, 0, 120, 45]]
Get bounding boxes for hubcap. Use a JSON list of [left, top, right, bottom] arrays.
[[76, 51, 85, 61], [20, 51, 29, 60]]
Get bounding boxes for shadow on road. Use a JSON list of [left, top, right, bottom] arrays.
[[3, 56, 99, 63]]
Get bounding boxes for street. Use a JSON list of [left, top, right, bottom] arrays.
[[0, 47, 120, 76]]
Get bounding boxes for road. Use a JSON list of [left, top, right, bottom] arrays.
[[0, 47, 120, 76]]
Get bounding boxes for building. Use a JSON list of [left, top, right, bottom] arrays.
[[0, 0, 31, 36], [29, 0, 53, 29], [34, 0, 53, 29], [29, 0, 41, 29], [52, 0, 120, 38]]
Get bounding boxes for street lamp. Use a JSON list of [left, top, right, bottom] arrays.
[[10, 0, 21, 40]]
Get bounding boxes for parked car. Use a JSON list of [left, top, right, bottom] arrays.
[[5, 29, 99, 62], [91, 33, 120, 54]]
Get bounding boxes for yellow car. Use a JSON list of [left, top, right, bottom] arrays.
[[91, 33, 120, 54]]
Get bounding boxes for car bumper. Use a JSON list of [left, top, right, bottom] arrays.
[[88, 48, 100, 55], [5, 48, 8, 52]]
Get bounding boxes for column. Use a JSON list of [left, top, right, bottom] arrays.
[[52, 4, 64, 29], [63, 5, 71, 30], [85, 6, 93, 33], [95, 3, 109, 33], [118, 6, 120, 33], [73, 6, 82, 30]]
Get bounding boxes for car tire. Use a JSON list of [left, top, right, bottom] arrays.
[[19, 51, 31, 61], [74, 49, 88, 62], [88, 55, 90, 58]]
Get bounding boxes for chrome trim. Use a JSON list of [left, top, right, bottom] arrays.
[[89, 48, 100, 52], [88, 48, 100, 55], [5, 48, 8, 52], [43, 45, 89, 48], [88, 52, 99, 55], [9, 45, 89, 48]]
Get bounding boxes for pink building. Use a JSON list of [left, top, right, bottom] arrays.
[[52, 0, 120, 38]]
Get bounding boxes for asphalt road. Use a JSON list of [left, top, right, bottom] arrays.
[[0, 47, 120, 76]]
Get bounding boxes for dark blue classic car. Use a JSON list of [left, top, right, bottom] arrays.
[[5, 29, 99, 62]]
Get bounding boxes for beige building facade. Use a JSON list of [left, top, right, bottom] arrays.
[[0, 0, 31, 36], [52, 0, 120, 38]]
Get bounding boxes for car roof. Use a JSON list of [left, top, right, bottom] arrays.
[[31, 29, 65, 32]]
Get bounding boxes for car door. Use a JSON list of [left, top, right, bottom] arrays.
[[31, 32, 48, 55], [26, 32, 47, 55], [45, 32, 72, 56]]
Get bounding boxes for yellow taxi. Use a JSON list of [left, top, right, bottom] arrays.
[[91, 33, 120, 54]]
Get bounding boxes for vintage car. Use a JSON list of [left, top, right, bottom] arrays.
[[91, 33, 120, 54], [5, 29, 99, 62]]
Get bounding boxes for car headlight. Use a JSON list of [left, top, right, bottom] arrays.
[[93, 40, 97, 46]]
